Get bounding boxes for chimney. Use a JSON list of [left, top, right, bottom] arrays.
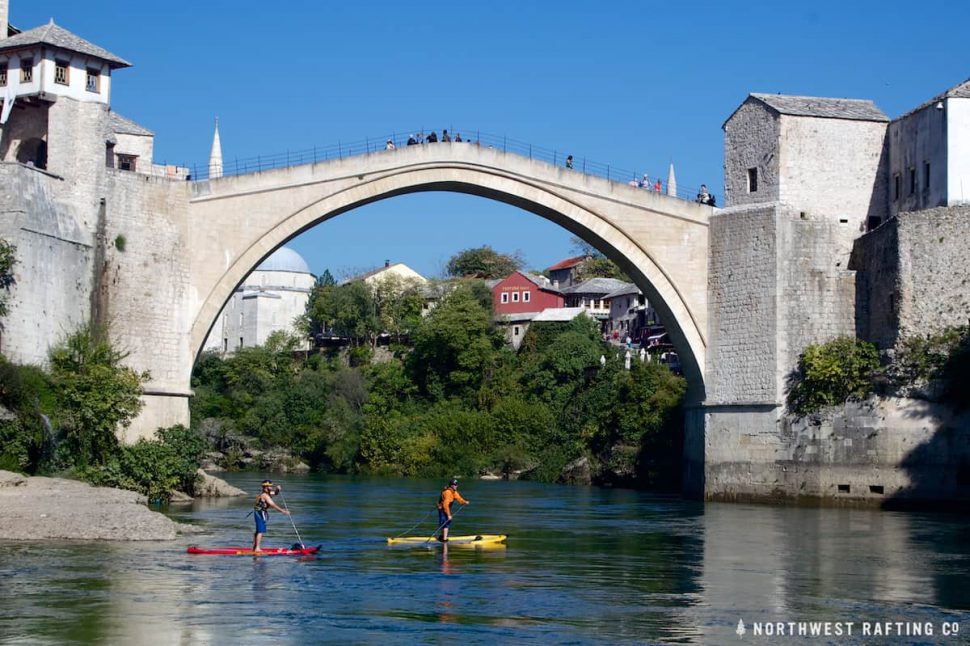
[[384, 259, 390, 268], [0, 0, 8, 41]]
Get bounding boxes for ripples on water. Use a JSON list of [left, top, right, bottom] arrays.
[[1, 474, 968, 644]]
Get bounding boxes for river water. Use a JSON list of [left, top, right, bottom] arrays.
[[2, 474, 968, 644]]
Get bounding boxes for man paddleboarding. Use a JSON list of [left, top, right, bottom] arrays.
[[436, 478, 469, 542], [253, 480, 289, 553]]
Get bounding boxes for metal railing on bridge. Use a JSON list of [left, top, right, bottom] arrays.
[[182, 130, 710, 203]]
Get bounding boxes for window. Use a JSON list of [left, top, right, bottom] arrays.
[[239, 337, 244, 349], [0, 62, 7, 87], [513, 326, 520, 337], [54, 59, 69, 85], [117, 154, 137, 172], [511, 291, 519, 303], [747, 167, 758, 193], [86, 68, 100, 93], [908, 168, 916, 196], [500, 292, 509, 304], [223, 338, 228, 352], [20, 58, 33, 83], [893, 173, 900, 201], [924, 162, 930, 190], [522, 290, 530, 303]]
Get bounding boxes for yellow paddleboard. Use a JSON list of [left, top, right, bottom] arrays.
[[386, 534, 507, 547]]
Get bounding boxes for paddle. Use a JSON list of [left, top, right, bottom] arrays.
[[392, 507, 435, 540], [424, 504, 465, 544], [278, 490, 305, 550]]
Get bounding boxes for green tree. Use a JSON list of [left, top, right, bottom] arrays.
[[446, 245, 524, 279], [48, 325, 150, 466], [0, 239, 17, 319], [567, 236, 629, 282], [307, 281, 380, 346], [408, 285, 505, 401], [370, 274, 425, 339]]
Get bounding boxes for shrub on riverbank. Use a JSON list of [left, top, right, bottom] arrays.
[[79, 425, 207, 503], [0, 327, 209, 503]]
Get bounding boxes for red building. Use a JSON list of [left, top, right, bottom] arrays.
[[492, 271, 564, 315]]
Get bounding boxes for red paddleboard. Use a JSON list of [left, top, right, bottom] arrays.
[[187, 545, 320, 556]]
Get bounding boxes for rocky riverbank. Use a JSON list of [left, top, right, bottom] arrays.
[[0, 470, 240, 541]]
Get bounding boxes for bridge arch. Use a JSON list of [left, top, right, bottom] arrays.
[[187, 145, 709, 400]]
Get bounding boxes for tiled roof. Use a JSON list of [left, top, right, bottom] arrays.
[[546, 255, 586, 272], [562, 277, 630, 295], [521, 271, 561, 293], [602, 283, 640, 299], [748, 93, 888, 122], [110, 112, 153, 137], [898, 77, 970, 120], [532, 307, 590, 323], [0, 20, 131, 67]]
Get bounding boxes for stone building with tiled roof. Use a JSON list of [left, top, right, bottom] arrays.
[[0, 13, 186, 176], [546, 254, 587, 288]]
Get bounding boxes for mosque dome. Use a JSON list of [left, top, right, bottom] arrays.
[[255, 246, 311, 274]]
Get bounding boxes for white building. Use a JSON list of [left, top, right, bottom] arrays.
[[886, 78, 970, 218], [203, 246, 315, 353]]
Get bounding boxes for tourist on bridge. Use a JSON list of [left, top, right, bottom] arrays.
[[654, 178, 662, 192], [385, 139, 395, 151], [407, 134, 418, 146], [436, 479, 469, 542], [427, 131, 438, 143], [696, 184, 713, 205], [565, 155, 574, 169], [251, 480, 289, 553], [454, 132, 463, 142], [442, 130, 451, 142], [642, 174, 649, 188]]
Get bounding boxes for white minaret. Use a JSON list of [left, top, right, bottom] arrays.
[[208, 117, 223, 179], [666, 162, 677, 197], [0, 0, 9, 41]]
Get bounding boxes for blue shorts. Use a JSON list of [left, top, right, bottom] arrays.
[[254, 511, 268, 534], [438, 510, 452, 529]]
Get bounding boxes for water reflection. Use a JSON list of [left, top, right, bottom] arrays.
[[2, 475, 968, 644]]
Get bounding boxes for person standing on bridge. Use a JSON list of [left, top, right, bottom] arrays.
[[442, 129, 451, 142], [436, 479, 469, 542], [454, 132, 463, 142], [654, 178, 662, 192], [385, 139, 395, 151], [252, 480, 290, 553], [565, 155, 574, 169], [427, 131, 438, 143]]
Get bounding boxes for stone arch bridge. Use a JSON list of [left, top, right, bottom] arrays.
[[184, 143, 712, 404]]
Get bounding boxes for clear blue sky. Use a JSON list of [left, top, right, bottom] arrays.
[[16, 1, 969, 279]]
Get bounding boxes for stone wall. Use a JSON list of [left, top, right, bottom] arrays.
[[101, 169, 192, 438], [706, 397, 970, 507], [850, 205, 970, 348], [706, 205, 778, 405], [0, 103, 49, 165], [0, 163, 93, 365], [723, 100, 780, 207], [779, 115, 887, 233], [777, 213, 858, 393]]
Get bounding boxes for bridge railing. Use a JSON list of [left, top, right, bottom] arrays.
[[184, 130, 710, 203]]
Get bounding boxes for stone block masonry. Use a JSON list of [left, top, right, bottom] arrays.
[[851, 205, 970, 348]]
